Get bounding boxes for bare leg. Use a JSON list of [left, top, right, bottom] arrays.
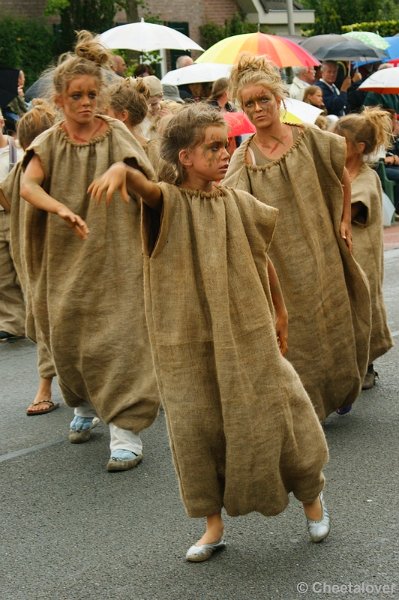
[[186, 512, 226, 561], [303, 493, 330, 542], [302, 496, 323, 521], [196, 512, 224, 546], [26, 377, 58, 415]]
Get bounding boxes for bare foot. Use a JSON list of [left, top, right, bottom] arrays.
[[26, 400, 57, 415], [26, 378, 56, 415], [303, 495, 323, 521]]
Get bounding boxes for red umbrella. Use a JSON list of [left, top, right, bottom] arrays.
[[223, 111, 256, 137]]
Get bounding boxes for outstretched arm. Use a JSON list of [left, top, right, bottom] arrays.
[[88, 162, 163, 211], [340, 167, 353, 253], [21, 155, 89, 240], [267, 258, 288, 355]]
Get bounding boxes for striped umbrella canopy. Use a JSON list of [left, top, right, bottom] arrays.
[[196, 32, 319, 68], [359, 66, 399, 94]]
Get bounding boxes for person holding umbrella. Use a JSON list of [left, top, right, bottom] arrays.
[[315, 61, 360, 117]]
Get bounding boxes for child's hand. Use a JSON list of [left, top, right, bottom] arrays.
[[276, 310, 288, 356], [340, 220, 353, 253], [88, 162, 129, 205], [56, 205, 89, 240]]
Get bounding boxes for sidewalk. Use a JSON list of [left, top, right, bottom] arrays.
[[384, 221, 399, 250]]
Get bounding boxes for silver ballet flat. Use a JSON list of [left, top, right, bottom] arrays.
[[185, 539, 226, 562], [306, 492, 331, 543]]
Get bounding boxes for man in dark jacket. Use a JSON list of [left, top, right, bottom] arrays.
[[315, 61, 352, 117]]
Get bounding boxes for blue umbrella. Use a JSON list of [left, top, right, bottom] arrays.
[[384, 36, 399, 60], [354, 37, 399, 67]]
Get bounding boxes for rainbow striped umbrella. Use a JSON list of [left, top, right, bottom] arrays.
[[196, 32, 319, 68]]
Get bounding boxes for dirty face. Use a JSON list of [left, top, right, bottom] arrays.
[[56, 75, 100, 126], [185, 125, 230, 185], [240, 84, 281, 129]]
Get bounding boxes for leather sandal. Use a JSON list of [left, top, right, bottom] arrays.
[[26, 399, 60, 416]]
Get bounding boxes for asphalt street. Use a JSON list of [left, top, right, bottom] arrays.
[[1, 248, 398, 600]]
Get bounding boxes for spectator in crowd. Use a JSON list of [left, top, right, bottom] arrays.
[[289, 66, 315, 101], [303, 85, 326, 111], [162, 84, 184, 104], [175, 55, 194, 101], [3, 70, 30, 135], [139, 75, 165, 138], [315, 61, 354, 117], [133, 64, 154, 78], [111, 54, 127, 77], [175, 55, 193, 69]]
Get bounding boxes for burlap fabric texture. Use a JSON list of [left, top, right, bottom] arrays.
[[22, 116, 160, 431], [142, 183, 328, 518], [0, 163, 55, 378], [224, 125, 372, 421], [350, 164, 393, 362]]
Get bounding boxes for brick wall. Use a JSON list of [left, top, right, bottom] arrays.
[[204, 0, 240, 26], [117, 0, 241, 44], [0, 0, 241, 43], [138, 0, 205, 44], [0, 0, 47, 19]]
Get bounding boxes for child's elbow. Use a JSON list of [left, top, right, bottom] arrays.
[[20, 182, 29, 201]]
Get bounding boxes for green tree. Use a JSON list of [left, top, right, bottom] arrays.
[[46, 0, 153, 53], [200, 13, 258, 49], [301, 0, 399, 34], [0, 17, 54, 84]]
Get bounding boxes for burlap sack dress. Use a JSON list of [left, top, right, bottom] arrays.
[[0, 163, 55, 379], [142, 182, 328, 518], [224, 125, 372, 421], [22, 116, 159, 431], [351, 164, 393, 362]]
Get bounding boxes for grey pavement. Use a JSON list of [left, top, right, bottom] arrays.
[[1, 250, 398, 600]]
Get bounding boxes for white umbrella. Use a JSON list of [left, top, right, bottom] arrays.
[[359, 67, 399, 93], [382, 192, 395, 226], [281, 98, 323, 124], [161, 63, 232, 86], [100, 19, 203, 52]]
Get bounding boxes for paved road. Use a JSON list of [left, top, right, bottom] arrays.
[[1, 250, 398, 600]]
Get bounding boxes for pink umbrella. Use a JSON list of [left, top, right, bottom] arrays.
[[223, 111, 256, 136]]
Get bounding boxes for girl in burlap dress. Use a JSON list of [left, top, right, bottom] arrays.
[[20, 31, 159, 471], [0, 101, 59, 416], [223, 55, 372, 422], [89, 103, 331, 562], [333, 108, 393, 398]]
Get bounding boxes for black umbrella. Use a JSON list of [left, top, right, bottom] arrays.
[[299, 34, 344, 55], [25, 71, 53, 101], [301, 35, 386, 62], [315, 40, 387, 62], [0, 68, 19, 107], [26, 68, 121, 101]]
